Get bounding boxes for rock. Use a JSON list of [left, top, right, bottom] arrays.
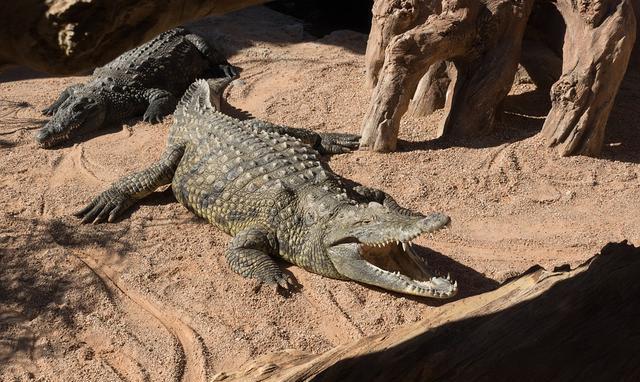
[[0, 0, 267, 74]]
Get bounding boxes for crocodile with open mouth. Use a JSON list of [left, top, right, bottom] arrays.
[[75, 78, 457, 298]]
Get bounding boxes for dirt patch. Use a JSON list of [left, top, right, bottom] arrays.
[[1, 6, 638, 381]]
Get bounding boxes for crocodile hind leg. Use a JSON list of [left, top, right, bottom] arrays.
[[226, 227, 293, 289], [42, 84, 83, 116], [352, 185, 424, 217], [142, 88, 177, 124], [185, 33, 238, 78], [76, 145, 184, 223], [242, 119, 360, 154]]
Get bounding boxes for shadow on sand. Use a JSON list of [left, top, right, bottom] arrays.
[[311, 241, 640, 381]]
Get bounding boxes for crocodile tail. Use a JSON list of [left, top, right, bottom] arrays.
[[175, 77, 235, 120], [175, 79, 214, 120]]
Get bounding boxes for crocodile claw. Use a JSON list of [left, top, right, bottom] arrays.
[[222, 64, 240, 79], [276, 274, 292, 290], [143, 110, 165, 124], [317, 132, 361, 154], [42, 106, 57, 116], [75, 188, 134, 224]]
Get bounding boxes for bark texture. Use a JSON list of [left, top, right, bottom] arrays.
[[361, 0, 535, 152], [0, 0, 266, 74], [406, 60, 451, 117], [361, 0, 637, 157], [541, 0, 636, 156], [213, 241, 640, 381]]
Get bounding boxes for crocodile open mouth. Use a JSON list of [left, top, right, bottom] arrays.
[[361, 241, 457, 298], [327, 213, 457, 299], [36, 122, 81, 148]]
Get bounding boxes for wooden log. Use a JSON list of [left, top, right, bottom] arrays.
[[365, 0, 442, 89], [360, 0, 535, 151], [406, 60, 451, 117], [541, 0, 637, 156], [362, 0, 637, 156]]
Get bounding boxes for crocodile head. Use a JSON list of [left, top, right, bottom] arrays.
[[36, 95, 106, 148], [322, 202, 457, 299]]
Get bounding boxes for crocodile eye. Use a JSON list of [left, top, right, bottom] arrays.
[[303, 211, 316, 226]]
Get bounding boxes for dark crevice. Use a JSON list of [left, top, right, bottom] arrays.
[[266, 0, 374, 37]]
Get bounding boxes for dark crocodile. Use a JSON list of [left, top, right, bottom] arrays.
[[75, 78, 457, 298], [37, 27, 236, 148]]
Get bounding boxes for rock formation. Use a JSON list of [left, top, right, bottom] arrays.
[[0, 0, 266, 74]]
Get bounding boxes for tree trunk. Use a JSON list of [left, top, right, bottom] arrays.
[[361, 0, 535, 152], [365, 0, 442, 89], [541, 0, 637, 156], [0, 0, 267, 75], [406, 60, 451, 117], [213, 241, 640, 381], [361, 0, 637, 157]]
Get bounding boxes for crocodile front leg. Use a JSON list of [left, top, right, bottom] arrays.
[[243, 119, 360, 154], [226, 227, 293, 289], [42, 84, 84, 116], [76, 145, 184, 223], [142, 88, 177, 124]]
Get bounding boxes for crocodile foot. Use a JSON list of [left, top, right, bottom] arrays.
[[75, 187, 135, 224], [318, 132, 361, 154]]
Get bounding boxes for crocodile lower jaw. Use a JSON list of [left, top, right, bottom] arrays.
[[328, 242, 458, 299]]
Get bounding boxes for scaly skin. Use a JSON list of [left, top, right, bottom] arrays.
[[37, 27, 236, 148], [76, 78, 457, 298]]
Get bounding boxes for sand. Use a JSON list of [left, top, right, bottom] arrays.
[[1, 6, 639, 381]]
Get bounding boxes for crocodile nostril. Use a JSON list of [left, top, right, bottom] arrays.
[[35, 129, 49, 143]]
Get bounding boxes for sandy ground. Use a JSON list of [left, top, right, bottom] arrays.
[[1, 6, 639, 381]]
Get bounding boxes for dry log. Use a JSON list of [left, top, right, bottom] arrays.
[[0, 0, 266, 74], [365, 0, 442, 89], [361, 0, 535, 152], [541, 0, 637, 156], [406, 60, 451, 117], [361, 0, 637, 157], [214, 241, 640, 381]]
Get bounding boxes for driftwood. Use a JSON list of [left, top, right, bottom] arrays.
[[361, 0, 535, 152], [361, 0, 637, 156], [0, 0, 266, 74], [541, 0, 636, 156], [406, 60, 452, 117], [214, 241, 640, 381]]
